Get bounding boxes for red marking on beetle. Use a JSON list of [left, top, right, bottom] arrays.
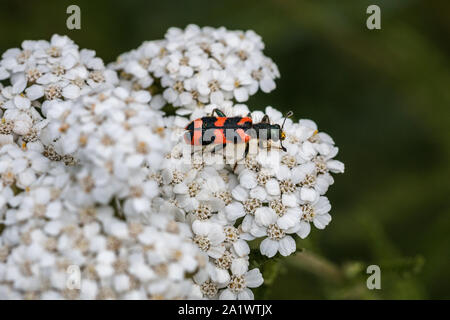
[[213, 129, 226, 144], [190, 119, 203, 145], [237, 117, 252, 126], [194, 119, 203, 129], [236, 128, 251, 143], [214, 117, 227, 127]]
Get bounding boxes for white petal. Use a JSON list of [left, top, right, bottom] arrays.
[[231, 258, 249, 276], [173, 183, 188, 194], [225, 202, 246, 221], [234, 87, 248, 102], [114, 274, 130, 292], [282, 193, 298, 207], [46, 202, 62, 219], [219, 289, 237, 300], [265, 179, 280, 196], [297, 221, 311, 239], [231, 185, 248, 201], [315, 174, 332, 195], [12, 76, 27, 94], [278, 236, 296, 256], [192, 220, 209, 236], [62, 84, 80, 100], [254, 207, 277, 227], [260, 77, 276, 93], [233, 240, 250, 257], [239, 170, 257, 189], [13, 120, 31, 135], [25, 85, 44, 100], [327, 160, 345, 173], [61, 53, 78, 69], [315, 196, 331, 215], [237, 288, 254, 300], [260, 238, 278, 258], [18, 169, 36, 187], [14, 95, 31, 110], [163, 88, 177, 103], [250, 223, 267, 238], [208, 224, 225, 245], [276, 165, 291, 181], [208, 245, 225, 259], [241, 215, 254, 233], [0, 134, 13, 146], [300, 187, 317, 202], [213, 268, 230, 284], [179, 92, 192, 105], [210, 91, 224, 104], [277, 210, 299, 230], [313, 213, 332, 229], [249, 186, 267, 201], [0, 66, 9, 80], [133, 90, 151, 103], [244, 268, 264, 288]]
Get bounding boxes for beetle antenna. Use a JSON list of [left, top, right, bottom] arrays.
[[281, 111, 293, 129], [279, 111, 292, 152]]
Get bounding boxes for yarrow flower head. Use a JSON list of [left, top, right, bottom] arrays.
[[111, 25, 279, 114], [0, 34, 118, 103], [0, 34, 118, 152], [156, 103, 343, 298], [0, 195, 206, 299], [0, 27, 344, 300], [40, 86, 171, 217]]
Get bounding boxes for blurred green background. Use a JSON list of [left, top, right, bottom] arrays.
[[1, 0, 449, 299]]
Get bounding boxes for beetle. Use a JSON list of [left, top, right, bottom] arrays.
[[184, 108, 293, 159]]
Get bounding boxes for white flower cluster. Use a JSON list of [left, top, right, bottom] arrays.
[[0, 152, 206, 299], [39, 87, 171, 216], [0, 34, 118, 152], [0, 35, 203, 299], [158, 105, 344, 299], [0, 27, 344, 300], [112, 24, 279, 114]]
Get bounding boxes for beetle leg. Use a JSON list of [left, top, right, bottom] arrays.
[[115, 197, 124, 219], [233, 142, 249, 172], [211, 143, 227, 155], [243, 141, 250, 158], [267, 142, 287, 152], [261, 115, 270, 123], [191, 146, 201, 156]]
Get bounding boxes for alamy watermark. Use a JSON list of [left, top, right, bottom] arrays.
[[66, 265, 81, 290], [366, 5, 381, 30], [366, 264, 381, 289], [66, 5, 81, 30], [175, 127, 284, 169]]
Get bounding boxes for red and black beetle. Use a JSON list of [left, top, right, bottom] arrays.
[[184, 109, 293, 158]]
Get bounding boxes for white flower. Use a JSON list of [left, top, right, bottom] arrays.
[[192, 220, 225, 259], [248, 206, 296, 258], [295, 196, 333, 239], [222, 225, 251, 257], [219, 268, 263, 300]]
